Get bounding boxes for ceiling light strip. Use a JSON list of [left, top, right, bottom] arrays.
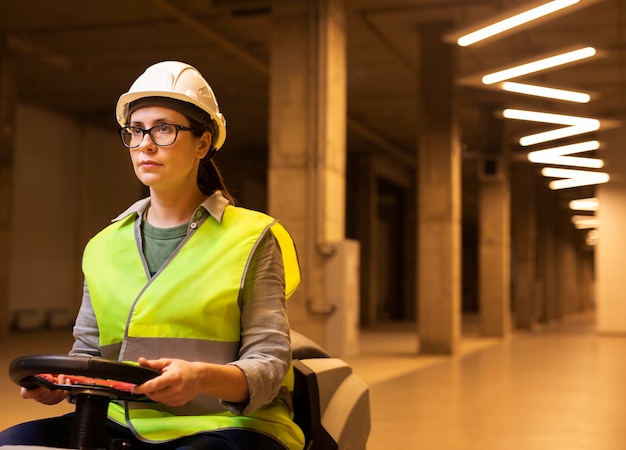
[[541, 167, 609, 189], [569, 197, 599, 211], [457, 0, 580, 47], [571, 215, 599, 229], [527, 140, 602, 168], [501, 82, 591, 103], [502, 109, 601, 146], [520, 123, 599, 146], [502, 109, 597, 125], [482, 47, 596, 84]]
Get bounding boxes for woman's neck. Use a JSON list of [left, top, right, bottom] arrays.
[[147, 188, 207, 228]]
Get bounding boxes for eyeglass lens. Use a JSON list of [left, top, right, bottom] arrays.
[[120, 124, 182, 148]]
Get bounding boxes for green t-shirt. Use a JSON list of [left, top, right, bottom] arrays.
[[142, 219, 189, 276]]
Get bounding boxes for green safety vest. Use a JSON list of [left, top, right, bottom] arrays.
[[82, 204, 304, 449]]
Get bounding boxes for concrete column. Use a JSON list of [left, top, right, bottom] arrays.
[[0, 54, 16, 338], [536, 189, 558, 322], [477, 106, 511, 338], [573, 239, 592, 312], [569, 210, 593, 312], [597, 123, 626, 333], [511, 163, 538, 329], [353, 154, 377, 327], [268, 0, 347, 346], [416, 24, 461, 355], [556, 208, 578, 316], [554, 210, 567, 317], [580, 248, 594, 310]]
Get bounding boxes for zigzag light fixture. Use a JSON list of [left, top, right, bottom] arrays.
[[449, 0, 583, 47], [541, 167, 609, 189], [501, 82, 591, 103], [505, 109, 606, 190], [527, 141, 601, 168], [482, 46, 596, 85], [502, 109, 600, 146], [569, 199, 599, 239], [450, 0, 607, 234]]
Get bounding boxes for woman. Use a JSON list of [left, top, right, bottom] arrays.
[[0, 61, 305, 450]]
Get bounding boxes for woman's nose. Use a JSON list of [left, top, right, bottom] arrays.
[[138, 132, 157, 151]]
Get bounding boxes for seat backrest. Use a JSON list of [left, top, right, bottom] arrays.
[[291, 330, 330, 360], [292, 359, 339, 450], [291, 330, 337, 450], [291, 330, 370, 450]]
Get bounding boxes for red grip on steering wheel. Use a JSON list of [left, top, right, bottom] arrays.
[[9, 355, 160, 401], [34, 373, 137, 392]]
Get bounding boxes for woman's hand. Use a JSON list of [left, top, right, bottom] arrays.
[[132, 357, 249, 406], [20, 375, 68, 405]]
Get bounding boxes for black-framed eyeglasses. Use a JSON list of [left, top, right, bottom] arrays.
[[119, 124, 200, 148]]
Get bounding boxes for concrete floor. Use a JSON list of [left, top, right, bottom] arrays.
[[1, 310, 625, 449]]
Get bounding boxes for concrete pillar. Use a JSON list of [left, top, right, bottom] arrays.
[[573, 238, 592, 312], [580, 248, 594, 310], [556, 208, 578, 316], [536, 189, 558, 322], [511, 162, 538, 329], [477, 106, 511, 338], [268, 0, 347, 347], [597, 123, 626, 333], [569, 207, 594, 312], [0, 54, 16, 338], [353, 154, 377, 327], [416, 23, 461, 355]]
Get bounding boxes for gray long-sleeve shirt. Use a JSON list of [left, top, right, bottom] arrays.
[[70, 192, 293, 416]]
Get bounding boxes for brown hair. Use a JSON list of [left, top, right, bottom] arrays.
[[187, 117, 236, 205]]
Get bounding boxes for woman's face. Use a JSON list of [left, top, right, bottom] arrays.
[[128, 105, 211, 194]]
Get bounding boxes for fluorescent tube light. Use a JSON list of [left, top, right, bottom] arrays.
[[571, 215, 599, 229], [503, 109, 594, 124], [456, 0, 580, 47], [502, 109, 600, 146], [527, 141, 602, 168], [541, 167, 609, 189], [520, 123, 599, 146], [585, 229, 599, 245], [501, 82, 591, 103], [483, 47, 596, 84], [569, 197, 598, 211]]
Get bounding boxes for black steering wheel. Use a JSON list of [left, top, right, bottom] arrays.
[[9, 355, 160, 450]]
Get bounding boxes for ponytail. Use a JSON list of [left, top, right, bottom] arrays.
[[197, 155, 236, 205]]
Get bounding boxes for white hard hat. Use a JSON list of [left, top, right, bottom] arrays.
[[116, 61, 226, 151]]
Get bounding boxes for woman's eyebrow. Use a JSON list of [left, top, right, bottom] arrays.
[[130, 117, 173, 126]]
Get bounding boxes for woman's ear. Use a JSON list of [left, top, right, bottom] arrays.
[[197, 131, 212, 159]]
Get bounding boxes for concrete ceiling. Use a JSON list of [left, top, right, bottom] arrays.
[[2, 0, 624, 203]]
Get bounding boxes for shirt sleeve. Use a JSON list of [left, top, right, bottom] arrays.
[[69, 280, 102, 357], [224, 230, 293, 415]]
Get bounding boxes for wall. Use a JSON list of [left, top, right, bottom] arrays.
[[8, 104, 141, 330], [597, 123, 626, 334]]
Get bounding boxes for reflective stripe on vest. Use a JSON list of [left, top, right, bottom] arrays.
[[82, 205, 304, 449]]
